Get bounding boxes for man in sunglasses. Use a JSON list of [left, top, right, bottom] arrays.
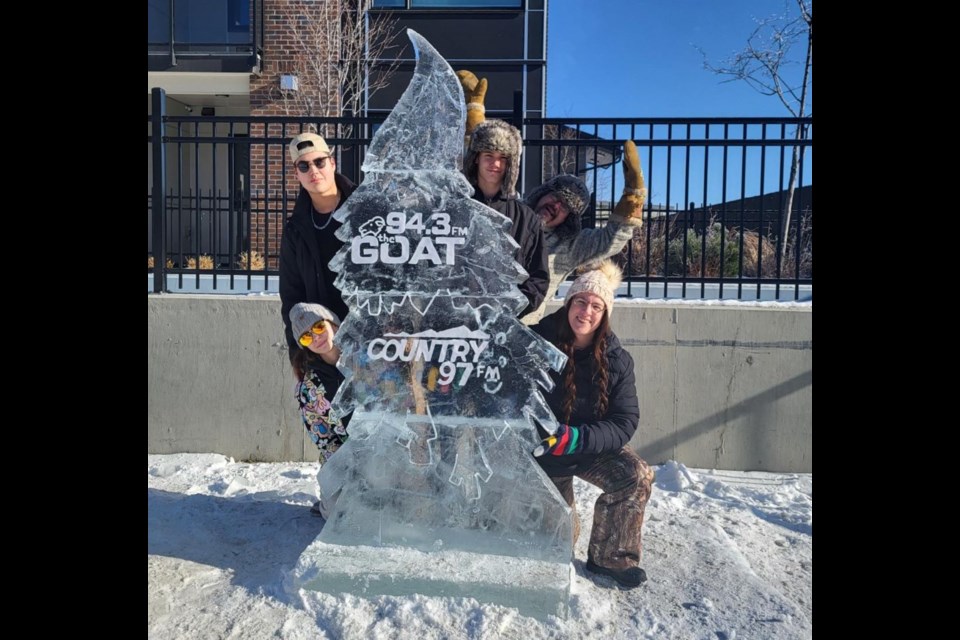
[[279, 132, 358, 361], [520, 146, 645, 325]]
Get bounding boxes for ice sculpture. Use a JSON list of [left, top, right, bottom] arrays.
[[289, 30, 573, 619]]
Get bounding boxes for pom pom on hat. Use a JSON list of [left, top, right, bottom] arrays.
[[565, 259, 623, 317], [290, 302, 341, 342]]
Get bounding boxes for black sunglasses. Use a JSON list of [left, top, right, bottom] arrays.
[[296, 156, 331, 173]]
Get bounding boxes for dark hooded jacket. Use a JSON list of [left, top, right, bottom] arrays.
[[465, 119, 548, 317], [471, 190, 549, 317], [531, 307, 640, 476], [279, 173, 358, 361]]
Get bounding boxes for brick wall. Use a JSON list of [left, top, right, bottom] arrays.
[[250, 0, 345, 257]]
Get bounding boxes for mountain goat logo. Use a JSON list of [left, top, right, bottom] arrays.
[[358, 216, 388, 242]]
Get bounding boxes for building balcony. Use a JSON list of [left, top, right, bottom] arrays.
[[148, 0, 262, 73]]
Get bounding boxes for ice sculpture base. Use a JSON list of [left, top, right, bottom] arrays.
[[289, 540, 572, 621]]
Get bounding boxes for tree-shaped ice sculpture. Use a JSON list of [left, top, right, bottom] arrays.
[[290, 30, 573, 619]]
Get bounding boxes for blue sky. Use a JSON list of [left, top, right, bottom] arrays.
[[542, 1, 812, 208], [546, 0, 810, 118]]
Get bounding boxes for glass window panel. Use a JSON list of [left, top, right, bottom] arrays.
[[228, 0, 250, 32], [412, 1, 522, 6], [373, 1, 522, 7], [148, 0, 169, 43]]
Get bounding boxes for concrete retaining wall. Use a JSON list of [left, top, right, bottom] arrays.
[[148, 295, 811, 471]]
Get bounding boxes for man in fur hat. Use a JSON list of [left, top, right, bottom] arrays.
[[459, 71, 646, 325], [463, 117, 549, 318], [522, 141, 645, 323]]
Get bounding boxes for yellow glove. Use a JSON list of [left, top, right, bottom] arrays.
[[457, 70, 488, 138], [612, 140, 646, 224]]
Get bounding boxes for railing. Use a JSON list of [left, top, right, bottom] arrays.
[[149, 88, 812, 300], [526, 116, 813, 300], [147, 0, 263, 72]]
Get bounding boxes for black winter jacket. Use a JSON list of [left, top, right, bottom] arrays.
[[531, 308, 640, 476], [471, 190, 549, 317], [280, 174, 358, 361]]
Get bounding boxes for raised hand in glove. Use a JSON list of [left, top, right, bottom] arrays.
[[612, 140, 646, 224], [533, 422, 584, 457], [457, 70, 488, 138]]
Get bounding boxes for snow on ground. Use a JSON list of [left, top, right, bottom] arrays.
[[148, 453, 811, 639]]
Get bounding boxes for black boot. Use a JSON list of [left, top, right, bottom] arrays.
[[585, 560, 647, 589]]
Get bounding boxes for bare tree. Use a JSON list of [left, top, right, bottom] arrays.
[[698, 0, 812, 261], [542, 124, 585, 179], [273, 0, 401, 136]]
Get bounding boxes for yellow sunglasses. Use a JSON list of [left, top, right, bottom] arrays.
[[298, 320, 328, 347]]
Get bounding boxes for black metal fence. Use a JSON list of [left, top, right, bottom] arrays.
[[149, 89, 812, 300]]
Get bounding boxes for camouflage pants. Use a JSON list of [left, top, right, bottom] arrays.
[[550, 447, 655, 571]]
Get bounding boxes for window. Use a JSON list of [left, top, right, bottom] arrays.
[[373, 1, 522, 7], [412, 1, 521, 6], [228, 0, 250, 32]]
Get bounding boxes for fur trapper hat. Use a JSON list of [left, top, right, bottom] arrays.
[[524, 174, 590, 239], [565, 259, 623, 317], [464, 119, 523, 197], [524, 174, 591, 218]]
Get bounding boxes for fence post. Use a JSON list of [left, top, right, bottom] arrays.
[[512, 90, 523, 130], [513, 91, 524, 192], [151, 87, 167, 293]]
